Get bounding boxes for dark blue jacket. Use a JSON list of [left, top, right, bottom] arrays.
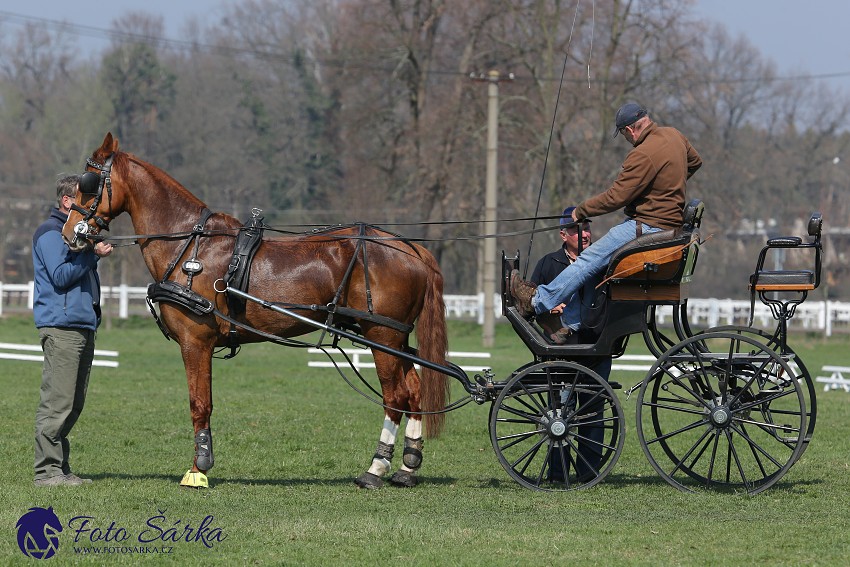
[[32, 208, 101, 330], [530, 245, 572, 286]]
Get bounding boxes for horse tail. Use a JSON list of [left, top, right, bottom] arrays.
[[416, 250, 450, 439]]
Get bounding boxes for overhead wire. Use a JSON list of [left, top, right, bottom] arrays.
[[2, 9, 850, 85]]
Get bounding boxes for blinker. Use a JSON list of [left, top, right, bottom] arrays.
[[79, 171, 101, 195]]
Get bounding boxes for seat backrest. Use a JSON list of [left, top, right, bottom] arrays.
[[682, 199, 704, 230], [603, 200, 704, 302]]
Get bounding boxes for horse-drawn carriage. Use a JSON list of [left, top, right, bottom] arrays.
[[493, 200, 822, 494], [65, 133, 823, 495]]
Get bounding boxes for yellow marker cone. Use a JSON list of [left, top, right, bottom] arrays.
[[180, 469, 209, 489]]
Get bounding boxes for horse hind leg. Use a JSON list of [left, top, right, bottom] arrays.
[[388, 417, 424, 488], [387, 361, 425, 488]]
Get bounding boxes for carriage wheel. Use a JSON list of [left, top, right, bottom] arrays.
[[489, 361, 624, 491], [636, 332, 807, 495], [700, 325, 816, 455]]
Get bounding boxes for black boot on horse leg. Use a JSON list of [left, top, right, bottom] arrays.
[[388, 431, 424, 488], [181, 428, 214, 488], [354, 415, 398, 489]]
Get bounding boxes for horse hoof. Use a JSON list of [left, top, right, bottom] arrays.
[[180, 469, 209, 489], [354, 472, 384, 489], [388, 470, 419, 488]]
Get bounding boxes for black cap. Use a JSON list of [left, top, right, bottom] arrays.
[[612, 102, 647, 137]]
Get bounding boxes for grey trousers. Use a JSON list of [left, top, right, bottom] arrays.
[[34, 327, 95, 480]]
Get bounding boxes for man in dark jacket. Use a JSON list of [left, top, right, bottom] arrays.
[[511, 102, 702, 317], [532, 206, 611, 482], [32, 174, 113, 487], [530, 206, 591, 344]]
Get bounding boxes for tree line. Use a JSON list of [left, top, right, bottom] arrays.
[[1, 0, 847, 299]]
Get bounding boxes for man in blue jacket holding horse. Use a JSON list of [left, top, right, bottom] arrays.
[[32, 174, 113, 487]]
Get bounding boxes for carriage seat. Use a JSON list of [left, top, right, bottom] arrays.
[[603, 199, 703, 302], [747, 212, 823, 325], [749, 214, 822, 295]]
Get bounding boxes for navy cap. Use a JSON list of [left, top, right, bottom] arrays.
[[560, 206, 590, 227], [612, 102, 647, 137]]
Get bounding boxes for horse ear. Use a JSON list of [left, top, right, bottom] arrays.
[[100, 132, 119, 153]]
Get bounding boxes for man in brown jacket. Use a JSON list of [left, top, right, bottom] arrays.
[[511, 102, 702, 318]]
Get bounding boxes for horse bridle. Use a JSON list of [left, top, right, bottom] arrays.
[[72, 153, 115, 244]]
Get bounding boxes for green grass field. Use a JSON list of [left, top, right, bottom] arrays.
[[1, 314, 849, 565]]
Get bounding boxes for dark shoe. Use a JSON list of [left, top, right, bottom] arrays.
[[549, 327, 573, 345], [510, 270, 537, 318]]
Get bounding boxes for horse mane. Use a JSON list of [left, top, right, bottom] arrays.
[[115, 151, 206, 207], [111, 150, 243, 233]]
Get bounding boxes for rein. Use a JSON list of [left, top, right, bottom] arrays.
[[90, 216, 569, 248]]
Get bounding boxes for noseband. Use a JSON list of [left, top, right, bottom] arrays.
[[72, 153, 114, 243]]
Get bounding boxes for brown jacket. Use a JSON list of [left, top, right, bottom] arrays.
[[574, 122, 702, 229]]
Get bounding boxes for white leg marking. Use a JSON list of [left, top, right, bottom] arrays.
[[405, 418, 422, 440], [367, 415, 399, 477]]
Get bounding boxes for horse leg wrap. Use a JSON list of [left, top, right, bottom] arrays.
[[195, 429, 214, 471], [373, 441, 395, 462], [402, 436, 424, 470]]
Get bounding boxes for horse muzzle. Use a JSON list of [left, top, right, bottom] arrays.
[[63, 221, 96, 251]]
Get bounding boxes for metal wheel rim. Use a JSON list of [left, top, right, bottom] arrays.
[[636, 332, 807, 495], [489, 361, 624, 492]]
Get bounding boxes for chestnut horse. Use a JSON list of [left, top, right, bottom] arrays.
[[62, 133, 449, 489]]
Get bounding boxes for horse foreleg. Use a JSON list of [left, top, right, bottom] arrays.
[[178, 340, 215, 489], [354, 415, 399, 489]]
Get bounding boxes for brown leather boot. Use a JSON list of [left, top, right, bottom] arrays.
[[549, 327, 574, 345], [509, 269, 537, 318]]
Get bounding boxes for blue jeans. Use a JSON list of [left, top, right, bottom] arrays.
[[535, 219, 662, 318], [560, 281, 600, 331]]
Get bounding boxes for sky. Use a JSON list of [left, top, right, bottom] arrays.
[[691, 0, 850, 92], [2, 1, 850, 92]]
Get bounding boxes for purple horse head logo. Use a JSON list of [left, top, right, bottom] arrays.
[[16, 506, 63, 559]]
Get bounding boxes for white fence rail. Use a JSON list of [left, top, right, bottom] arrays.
[[307, 348, 491, 372], [2, 282, 848, 336], [0, 342, 119, 368], [445, 293, 850, 337]]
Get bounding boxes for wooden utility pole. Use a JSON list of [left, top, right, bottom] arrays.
[[472, 70, 513, 347]]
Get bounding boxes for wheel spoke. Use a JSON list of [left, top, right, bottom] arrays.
[[645, 418, 707, 446], [497, 403, 542, 425], [496, 428, 540, 450], [729, 422, 787, 470], [663, 425, 714, 477], [642, 399, 706, 417], [511, 434, 548, 475]]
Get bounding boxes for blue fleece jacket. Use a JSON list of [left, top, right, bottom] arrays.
[[31, 208, 101, 330]]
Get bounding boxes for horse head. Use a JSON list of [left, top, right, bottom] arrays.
[[62, 132, 124, 251]]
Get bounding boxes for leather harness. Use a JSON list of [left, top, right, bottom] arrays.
[[145, 217, 414, 358]]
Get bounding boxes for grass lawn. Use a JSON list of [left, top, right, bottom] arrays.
[[1, 314, 849, 565]]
